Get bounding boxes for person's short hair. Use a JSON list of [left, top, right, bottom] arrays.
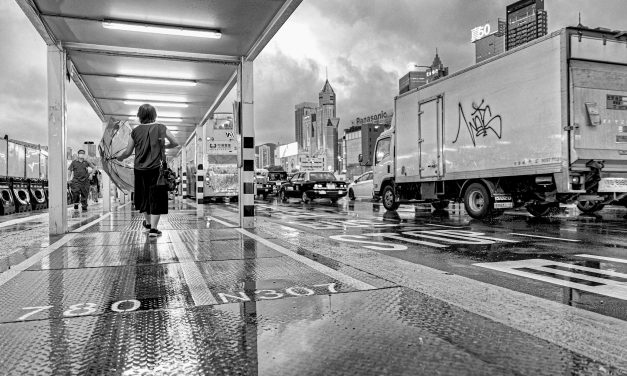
[[77, 150, 86, 154], [137, 104, 157, 124]]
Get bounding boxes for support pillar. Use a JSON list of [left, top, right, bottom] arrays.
[[181, 146, 188, 198], [102, 121, 112, 213], [47, 46, 68, 235], [196, 123, 205, 206], [238, 59, 255, 228]]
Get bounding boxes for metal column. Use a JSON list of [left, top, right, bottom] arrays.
[[196, 123, 205, 205], [238, 59, 255, 228], [47, 46, 68, 235], [181, 146, 187, 198], [102, 121, 112, 213]]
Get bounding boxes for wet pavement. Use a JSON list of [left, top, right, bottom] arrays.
[[0, 197, 626, 375]]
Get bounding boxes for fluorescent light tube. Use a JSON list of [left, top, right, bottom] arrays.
[[103, 20, 221, 39], [116, 76, 197, 87], [124, 100, 188, 108], [125, 94, 187, 102]]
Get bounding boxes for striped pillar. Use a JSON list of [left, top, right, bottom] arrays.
[[182, 172, 188, 199], [238, 59, 255, 228], [196, 163, 204, 205]]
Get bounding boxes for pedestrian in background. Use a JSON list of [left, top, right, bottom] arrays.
[[116, 104, 179, 237], [89, 170, 100, 203], [68, 150, 96, 211]]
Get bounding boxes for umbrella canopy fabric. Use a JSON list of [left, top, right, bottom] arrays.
[[99, 119, 134, 192]]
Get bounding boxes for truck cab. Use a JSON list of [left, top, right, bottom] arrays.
[[372, 127, 395, 204]]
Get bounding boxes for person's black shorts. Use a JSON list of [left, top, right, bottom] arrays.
[[134, 168, 168, 215]]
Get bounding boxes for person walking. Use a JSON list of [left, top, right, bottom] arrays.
[[89, 170, 100, 203], [68, 150, 96, 211], [116, 104, 179, 237]]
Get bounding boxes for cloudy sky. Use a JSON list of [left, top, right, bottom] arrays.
[[1, 0, 625, 149]]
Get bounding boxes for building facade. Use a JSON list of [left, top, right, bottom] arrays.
[[399, 52, 448, 94], [342, 110, 393, 179], [505, 0, 547, 51], [294, 102, 317, 150], [255, 143, 276, 168], [474, 29, 505, 63]]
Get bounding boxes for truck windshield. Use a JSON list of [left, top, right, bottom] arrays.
[[375, 138, 391, 164], [268, 172, 286, 181], [309, 172, 336, 181]]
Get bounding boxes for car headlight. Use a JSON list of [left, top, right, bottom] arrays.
[[314, 184, 321, 189]]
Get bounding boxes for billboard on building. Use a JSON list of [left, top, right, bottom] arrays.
[[276, 142, 298, 158]]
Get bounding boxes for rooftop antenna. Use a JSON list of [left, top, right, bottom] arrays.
[[325, 66, 328, 81], [577, 12, 584, 42]]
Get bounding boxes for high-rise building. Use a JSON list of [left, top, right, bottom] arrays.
[[506, 0, 548, 51], [399, 52, 448, 94], [294, 102, 317, 149], [343, 110, 393, 179], [296, 80, 340, 172], [254, 143, 276, 168]]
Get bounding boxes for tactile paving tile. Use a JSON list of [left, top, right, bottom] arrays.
[[64, 232, 174, 247], [28, 239, 283, 270], [0, 288, 619, 375]]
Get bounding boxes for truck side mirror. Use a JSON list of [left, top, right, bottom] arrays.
[[358, 154, 363, 163]]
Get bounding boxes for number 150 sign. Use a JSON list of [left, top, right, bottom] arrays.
[[471, 24, 491, 42]]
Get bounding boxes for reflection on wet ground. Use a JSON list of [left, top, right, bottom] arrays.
[[0, 198, 626, 375]]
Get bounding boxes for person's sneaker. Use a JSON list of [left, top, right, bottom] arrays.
[[148, 229, 162, 237], [74, 204, 78, 210], [142, 220, 151, 231]]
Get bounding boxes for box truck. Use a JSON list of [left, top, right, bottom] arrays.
[[373, 27, 627, 219]]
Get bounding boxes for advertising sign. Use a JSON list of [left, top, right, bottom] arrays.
[[471, 23, 492, 42]]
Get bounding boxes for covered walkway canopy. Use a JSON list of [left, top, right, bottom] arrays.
[[16, 0, 302, 234]]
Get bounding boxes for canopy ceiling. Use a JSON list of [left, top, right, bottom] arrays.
[[17, 0, 301, 155]]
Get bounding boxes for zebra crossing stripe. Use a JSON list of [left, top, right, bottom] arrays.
[[575, 254, 627, 264], [474, 258, 627, 301]]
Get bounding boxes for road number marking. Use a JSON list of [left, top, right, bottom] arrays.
[[17, 306, 53, 321], [217, 283, 339, 303], [111, 299, 141, 312]]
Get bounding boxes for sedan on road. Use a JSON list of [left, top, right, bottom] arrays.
[[348, 171, 374, 200], [279, 171, 347, 203]]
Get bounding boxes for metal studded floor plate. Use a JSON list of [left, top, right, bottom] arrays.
[[0, 288, 619, 375]]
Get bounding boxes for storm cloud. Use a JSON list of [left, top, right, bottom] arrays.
[[1, 0, 625, 148]]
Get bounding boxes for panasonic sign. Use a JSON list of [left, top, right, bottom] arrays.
[[471, 24, 491, 42]]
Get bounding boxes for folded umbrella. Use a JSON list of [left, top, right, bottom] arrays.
[[99, 119, 134, 192]]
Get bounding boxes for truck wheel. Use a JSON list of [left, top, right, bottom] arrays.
[[348, 189, 355, 201], [431, 200, 450, 211], [382, 185, 400, 211], [301, 192, 310, 204], [577, 200, 605, 214], [526, 204, 552, 217], [463, 183, 492, 219]]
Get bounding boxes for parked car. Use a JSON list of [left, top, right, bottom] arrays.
[[348, 171, 374, 200], [279, 171, 348, 203]]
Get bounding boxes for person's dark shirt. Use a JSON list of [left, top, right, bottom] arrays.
[[68, 160, 91, 183], [131, 123, 167, 170]]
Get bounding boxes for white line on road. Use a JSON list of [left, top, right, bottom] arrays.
[[168, 231, 219, 306], [575, 254, 627, 264], [236, 227, 376, 291], [509, 233, 580, 242], [0, 212, 111, 287]]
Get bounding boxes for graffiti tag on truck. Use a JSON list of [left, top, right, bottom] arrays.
[[453, 100, 503, 147]]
